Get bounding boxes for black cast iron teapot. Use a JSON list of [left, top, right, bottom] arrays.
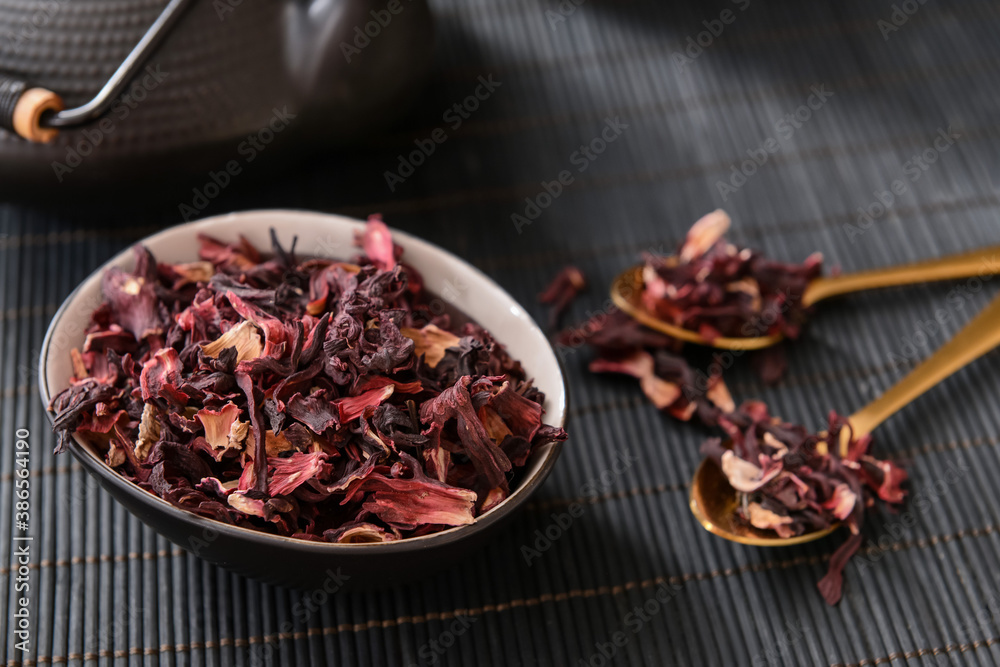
[[0, 0, 433, 187]]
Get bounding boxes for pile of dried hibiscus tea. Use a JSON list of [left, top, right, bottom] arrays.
[[548, 211, 907, 604], [702, 403, 907, 605], [49, 217, 567, 543], [640, 209, 823, 341]]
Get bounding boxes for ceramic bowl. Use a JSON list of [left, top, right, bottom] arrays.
[[39, 210, 567, 589]]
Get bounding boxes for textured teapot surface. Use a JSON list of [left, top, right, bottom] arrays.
[[0, 0, 433, 187]]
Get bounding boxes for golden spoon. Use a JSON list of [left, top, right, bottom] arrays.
[[611, 244, 1000, 350], [689, 289, 1000, 546]]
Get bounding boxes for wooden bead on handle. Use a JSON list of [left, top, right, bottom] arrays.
[[13, 87, 64, 143]]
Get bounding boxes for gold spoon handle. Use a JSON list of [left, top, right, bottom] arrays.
[[848, 290, 1000, 439], [803, 245, 1000, 307]]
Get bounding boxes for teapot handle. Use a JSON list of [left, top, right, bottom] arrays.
[[0, 0, 194, 143]]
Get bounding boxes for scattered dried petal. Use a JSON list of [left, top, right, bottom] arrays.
[[590, 350, 680, 409], [680, 209, 730, 262], [539, 266, 587, 330]]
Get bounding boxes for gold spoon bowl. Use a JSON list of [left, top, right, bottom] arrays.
[[689, 454, 839, 547], [690, 287, 1000, 546], [612, 244, 1000, 351]]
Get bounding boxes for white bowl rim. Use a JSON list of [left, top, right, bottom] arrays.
[[38, 208, 568, 553]]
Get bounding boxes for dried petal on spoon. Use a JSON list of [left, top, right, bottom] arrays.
[[700, 402, 908, 604], [641, 209, 824, 341]]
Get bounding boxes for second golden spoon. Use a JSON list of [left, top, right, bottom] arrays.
[[612, 244, 1000, 350]]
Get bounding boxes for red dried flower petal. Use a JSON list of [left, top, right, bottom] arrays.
[[679, 209, 730, 262], [268, 451, 329, 496], [421, 376, 512, 488], [401, 324, 461, 368], [327, 522, 399, 543], [539, 266, 587, 330], [590, 350, 681, 410], [100, 247, 166, 342], [286, 392, 340, 434], [358, 214, 397, 271], [817, 532, 863, 605], [139, 348, 189, 405], [195, 403, 249, 460], [336, 384, 396, 422]]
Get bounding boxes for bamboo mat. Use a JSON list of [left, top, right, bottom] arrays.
[[5, 0, 1000, 665]]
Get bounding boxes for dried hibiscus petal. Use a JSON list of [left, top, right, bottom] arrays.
[[325, 521, 400, 544], [420, 376, 512, 489], [286, 391, 341, 435], [538, 266, 587, 330], [200, 320, 264, 363], [194, 403, 249, 461], [590, 350, 681, 410], [589, 348, 732, 425], [134, 403, 161, 462], [345, 453, 478, 528], [268, 451, 329, 496], [139, 348, 188, 406], [401, 324, 461, 368], [101, 247, 167, 342], [357, 214, 398, 271]]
